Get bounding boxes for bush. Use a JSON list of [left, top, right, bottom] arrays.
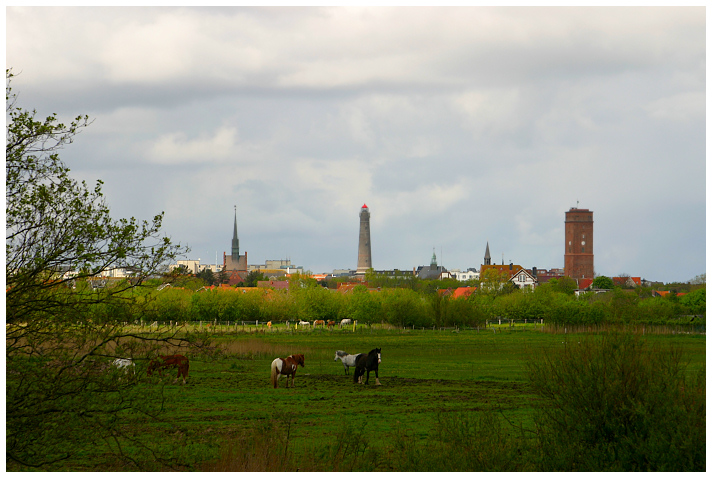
[[381, 289, 432, 327], [527, 333, 705, 471], [548, 300, 606, 326]]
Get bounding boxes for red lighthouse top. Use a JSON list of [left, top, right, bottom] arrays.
[[362, 204, 368, 208]]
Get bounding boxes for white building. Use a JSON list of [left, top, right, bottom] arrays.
[[511, 269, 537, 290], [169, 259, 221, 274], [452, 268, 480, 282]]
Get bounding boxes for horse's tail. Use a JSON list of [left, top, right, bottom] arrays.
[[270, 360, 279, 388]]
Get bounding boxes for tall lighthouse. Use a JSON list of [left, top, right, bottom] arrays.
[[356, 204, 372, 275]]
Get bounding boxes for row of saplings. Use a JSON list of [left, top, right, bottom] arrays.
[[140, 347, 382, 389]]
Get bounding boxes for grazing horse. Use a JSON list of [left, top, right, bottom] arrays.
[[112, 358, 135, 375], [334, 350, 362, 375], [270, 354, 305, 389], [299, 320, 310, 327], [148, 354, 190, 384], [340, 318, 352, 328], [354, 348, 381, 385], [327, 320, 335, 329], [313, 320, 325, 327]]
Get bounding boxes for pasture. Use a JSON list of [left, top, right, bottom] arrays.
[[21, 326, 706, 472]]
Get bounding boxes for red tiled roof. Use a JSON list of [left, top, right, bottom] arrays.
[[452, 287, 477, 299], [338, 283, 358, 293], [578, 278, 594, 290], [257, 280, 289, 290], [612, 276, 642, 286], [480, 264, 524, 278], [653, 290, 688, 298]]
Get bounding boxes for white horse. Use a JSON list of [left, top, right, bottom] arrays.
[[334, 350, 362, 375], [340, 318, 352, 328], [112, 358, 135, 374], [299, 320, 310, 327]]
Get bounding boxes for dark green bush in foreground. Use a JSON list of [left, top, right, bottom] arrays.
[[527, 333, 705, 471]]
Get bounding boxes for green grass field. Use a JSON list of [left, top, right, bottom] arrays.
[[41, 326, 706, 471]]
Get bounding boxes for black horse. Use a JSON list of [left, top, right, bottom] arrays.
[[353, 348, 381, 385]]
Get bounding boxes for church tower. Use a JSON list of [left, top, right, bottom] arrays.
[[484, 242, 491, 266], [564, 207, 594, 280], [231, 206, 239, 258], [356, 204, 372, 275], [223, 206, 248, 285]]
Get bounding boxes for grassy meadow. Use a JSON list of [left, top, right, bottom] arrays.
[[32, 324, 702, 472]]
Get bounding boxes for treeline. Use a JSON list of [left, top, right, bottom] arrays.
[[98, 273, 705, 329]]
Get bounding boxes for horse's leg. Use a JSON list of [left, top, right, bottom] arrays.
[[375, 368, 381, 386]]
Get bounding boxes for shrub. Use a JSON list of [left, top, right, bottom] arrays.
[[527, 333, 705, 471], [381, 289, 432, 327]]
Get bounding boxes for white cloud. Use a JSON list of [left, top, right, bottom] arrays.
[[146, 127, 241, 164], [645, 92, 705, 122]]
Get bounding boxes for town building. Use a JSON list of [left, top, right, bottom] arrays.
[[416, 249, 451, 280], [249, 259, 304, 278], [451, 268, 480, 282]]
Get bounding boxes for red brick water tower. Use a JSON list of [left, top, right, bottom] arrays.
[[564, 207, 594, 281]]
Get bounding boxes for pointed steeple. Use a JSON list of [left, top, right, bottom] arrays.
[[231, 205, 239, 258], [484, 242, 491, 266], [431, 248, 438, 267]]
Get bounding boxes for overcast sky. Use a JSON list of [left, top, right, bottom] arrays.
[[6, 6, 706, 282]]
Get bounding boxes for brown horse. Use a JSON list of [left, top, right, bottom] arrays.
[[313, 320, 325, 327], [148, 354, 190, 384], [327, 320, 335, 329], [270, 354, 305, 388]]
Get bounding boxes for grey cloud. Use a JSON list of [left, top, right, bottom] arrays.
[[6, 6, 705, 282]]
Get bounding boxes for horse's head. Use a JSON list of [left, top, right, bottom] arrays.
[[372, 348, 382, 364], [294, 354, 305, 367], [334, 350, 345, 361]]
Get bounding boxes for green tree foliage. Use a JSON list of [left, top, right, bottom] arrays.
[[241, 270, 267, 287], [441, 296, 486, 328], [680, 287, 705, 314], [196, 267, 218, 286], [294, 286, 342, 323], [478, 268, 511, 296], [592, 275, 615, 289], [527, 334, 705, 471], [6, 70, 196, 469], [347, 286, 383, 325], [381, 288, 431, 327]]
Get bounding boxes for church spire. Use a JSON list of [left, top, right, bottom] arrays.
[[484, 242, 491, 266], [232, 205, 239, 258]]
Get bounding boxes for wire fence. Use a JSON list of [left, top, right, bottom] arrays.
[[124, 318, 705, 336]]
